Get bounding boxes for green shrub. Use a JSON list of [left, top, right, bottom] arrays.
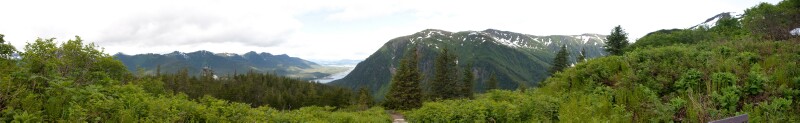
[[712, 86, 741, 112], [711, 72, 738, 91], [675, 69, 703, 93], [736, 52, 761, 64], [745, 65, 767, 95]]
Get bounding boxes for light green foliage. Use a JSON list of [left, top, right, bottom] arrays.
[[711, 86, 741, 112], [744, 98, 796, 122], [406, 90, 540, 122], [628, 28, 710, 50], [745, 64, 767, 95], [736, 52, 761, 64], [711, 72, 738, 91]]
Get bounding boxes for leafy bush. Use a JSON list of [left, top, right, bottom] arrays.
[[711, 72, 738, 92], [712, 86, 741, 112], [675, 69, 703, 93], [745, 65, 767, 95], [736, 52, 761, 64]]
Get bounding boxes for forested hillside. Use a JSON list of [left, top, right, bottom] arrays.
[[115, 51, 347, 80], [332, 29, 607, 100], [404, 0, 800, 122]]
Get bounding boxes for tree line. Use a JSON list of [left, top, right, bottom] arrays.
[[144, 67, 354, 110]]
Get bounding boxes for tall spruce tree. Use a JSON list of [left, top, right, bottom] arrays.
[[461, 64, 474, 98], [431, 48, 458, 100], [356, 87, 373, 110], [604, 25, 629, 56], [384, 46, 423, 110], [577, 48, 587, 63], [487, 73, 499, 91], [550, 45, 570, 74]]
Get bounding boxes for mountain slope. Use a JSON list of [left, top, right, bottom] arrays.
[[330, 29, 607, 99], [114, 51, 347, 80]]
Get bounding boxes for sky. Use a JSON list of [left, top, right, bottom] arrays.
[[0, 0, 782, 61]]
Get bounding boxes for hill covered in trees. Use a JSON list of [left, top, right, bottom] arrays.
[[114, 51, 348, 80], [331, 29, 608, 100], [402, 0, 800, 122]]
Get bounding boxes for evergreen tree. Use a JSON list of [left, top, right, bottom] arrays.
[[550, 45, 570, 74], [604, 25, 629, 56], [461, 64, 475, 98], [487, 73, 499, 91], [517, 81, 527, 93], [577, 48, 587, 63], [385, 46, 423, 110], [431, 48, 458, 100], [357, 87, 373, 110]]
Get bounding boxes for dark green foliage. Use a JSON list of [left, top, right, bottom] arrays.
[[385, 47, 423, 110], [604, 25, 629, 55], [430, 47, 459, 100], [577, 48, 586, 63], [487, 74, 498, 91], [356, 87, 374, 110], [461, 64, 475, 98], [157, 70, 353, 110], [741, 0, 800, 40], [550, 45, 570, 74]]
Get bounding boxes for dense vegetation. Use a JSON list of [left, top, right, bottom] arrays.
[[0, 37, 389, 122], [154, 68, 353, 110], [405, 0, 800, 122]]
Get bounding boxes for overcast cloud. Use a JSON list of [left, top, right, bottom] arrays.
[[0, 0, 781, 60]]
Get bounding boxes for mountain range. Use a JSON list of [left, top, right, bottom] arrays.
[[330, 29, 608, 99], [113, 51, 348, 80]]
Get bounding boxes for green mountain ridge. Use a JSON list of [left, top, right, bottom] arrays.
[[114, 50, 347, 80], [331, 29, 608, 100]]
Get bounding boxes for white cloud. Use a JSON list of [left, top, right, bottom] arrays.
[[0, 0, 782, 61]]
